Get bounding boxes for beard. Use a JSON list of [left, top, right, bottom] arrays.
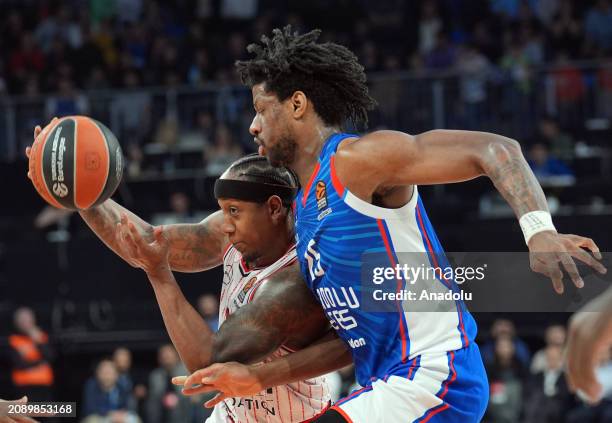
[[265, 132, 297, 168]]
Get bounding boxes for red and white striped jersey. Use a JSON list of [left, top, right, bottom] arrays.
[[207, 244, 330, 423]]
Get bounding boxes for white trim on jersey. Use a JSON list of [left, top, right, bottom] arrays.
[[342, 185, 465, 358], [343, 185, 419, 220]]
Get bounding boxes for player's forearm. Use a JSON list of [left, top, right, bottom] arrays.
[[146, 268, 215, 372], [80, 199, 154, 261], [479, 135, 549, 216], [250, 337, 352, 389]]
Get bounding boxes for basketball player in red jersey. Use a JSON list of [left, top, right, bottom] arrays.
[[26, 122, 351, 422]]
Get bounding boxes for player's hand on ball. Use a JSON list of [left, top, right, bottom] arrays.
[[25, 118, 59, 181], [527, 231, 606, 294], [172, 362, 263, 408], [117, 213, 170, 275]]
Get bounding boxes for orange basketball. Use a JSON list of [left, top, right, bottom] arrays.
[[28, 116, 124, 210]]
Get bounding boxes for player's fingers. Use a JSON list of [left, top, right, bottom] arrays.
[[25, 146, 32, 158], [569, 248, 607, 275], [181, 385, 213, 396], [204, 392, 228, 408], [548, 262, 564, 294], [182, 370, 206, 390], [154, 226, 166, 245], [127, 221, 145, 245], [559, 253, 583, 288], [568, 235, 603, 260], [171, 376, 187, 386]]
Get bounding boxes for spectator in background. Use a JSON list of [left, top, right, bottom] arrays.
[[204, 124, 243, 175], [113, 347, 148, 416], [456, 43, 491, 129], [481, 318, 531, 367], [531, 324, 566, 374], [113, 347, 134, 398], [485, 336, 528, 423], [425, 31, 457, 69], [537, 115, 574, 161], [197, 294, 219, 332], [82, 358, 140, 423], [145, 344, 191, 423], [548, 0, 583, 59], [418, 0, 443, 56], [524, 345, 574, 423], [596, 58, 612, 119], [584, 0, 612, 55], [111, 70, 151, 147], [527, 142, 574, 179], [8, 307, 54, 402], [550, 52, 585, 129], [45, 77, 89, 120], [8, 32, 45, 93]]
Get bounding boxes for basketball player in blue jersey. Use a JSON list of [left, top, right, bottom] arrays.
[[177, 27, 607, 422]]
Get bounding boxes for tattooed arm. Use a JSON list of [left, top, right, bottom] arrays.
[[80, 201, 227, 272], [335, 129, 606, 292], [117, 219, 331, 373]]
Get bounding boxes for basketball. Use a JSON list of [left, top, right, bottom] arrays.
[[28, 116, 124, 210]]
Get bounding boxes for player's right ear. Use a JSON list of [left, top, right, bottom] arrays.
[[290, 91, 307, 119]]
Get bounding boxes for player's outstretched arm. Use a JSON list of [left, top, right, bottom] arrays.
[[26, 124, 227, 273], [82, 206, 227, 272], [174, 330, 352, 407], [566, 285, 612, 402], [337, 129, 607, 293]]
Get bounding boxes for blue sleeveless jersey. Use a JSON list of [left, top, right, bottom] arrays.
[[294, 133, 478, 387]]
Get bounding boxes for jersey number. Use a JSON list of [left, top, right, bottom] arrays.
[[305, 239, 325, 281]]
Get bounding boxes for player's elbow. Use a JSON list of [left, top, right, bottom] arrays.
[[480, 135, 523, 172], [210, 330, 281, 365]]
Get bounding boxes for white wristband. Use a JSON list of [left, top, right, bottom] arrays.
[[519, 211, 557, 245]]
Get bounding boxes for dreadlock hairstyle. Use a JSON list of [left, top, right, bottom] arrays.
[[236, 26, 377, 130]]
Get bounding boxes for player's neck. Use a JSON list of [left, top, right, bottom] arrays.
[[292, 124, 339, 188], [250, 230, 295, 268]]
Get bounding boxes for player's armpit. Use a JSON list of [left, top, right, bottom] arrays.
[[211, 263, 330, 364]]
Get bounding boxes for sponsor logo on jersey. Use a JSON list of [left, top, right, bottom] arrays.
[[317, 207, 332, 221], [315, 181, 327, 210], [237, 276, 258, 303]]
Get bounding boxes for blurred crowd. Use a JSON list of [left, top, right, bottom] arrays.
[[7, 294, 221, 423], [1, 0, 611, 179], [1, 0, 611, 96], [8, 303, 612, 422]]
